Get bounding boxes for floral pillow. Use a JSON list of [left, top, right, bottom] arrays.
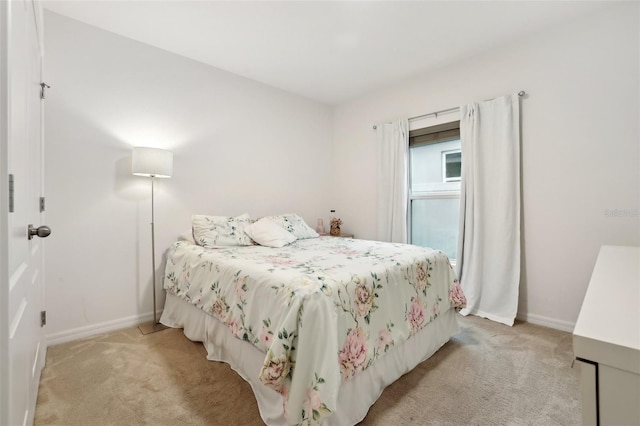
[[263, 213, 319, 239], [192, 214, 254, 248], [244, 217, 297, 248]]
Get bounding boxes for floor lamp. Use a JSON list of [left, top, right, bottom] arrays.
[[132, 147, 173, 335]]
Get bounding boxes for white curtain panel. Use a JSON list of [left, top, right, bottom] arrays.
[[456, 94, 521, 326], [376, 119, 409, 243]]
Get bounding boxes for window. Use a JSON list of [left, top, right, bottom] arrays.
[[409, 121, 461, 262], [442, 150, 461, 182]]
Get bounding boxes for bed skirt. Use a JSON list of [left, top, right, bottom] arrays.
[[161, 293, 459, 425]]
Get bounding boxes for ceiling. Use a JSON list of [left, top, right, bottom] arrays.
[[42, 1, 613, 105]]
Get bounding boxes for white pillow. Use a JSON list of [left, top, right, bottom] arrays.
[[244, 218, 297, 248], [263, 213, 319, 239], [192, 214, 254, 248]]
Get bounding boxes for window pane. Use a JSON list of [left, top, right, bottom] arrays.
[[410, 139, 461, 193], [444, 151, 461, 181], [411, 197, 459, 260]]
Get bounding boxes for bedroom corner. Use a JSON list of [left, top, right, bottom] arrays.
[[43, 11, 333, 344]]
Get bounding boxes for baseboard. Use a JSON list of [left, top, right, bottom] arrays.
[[46, 311, 162, 346], [516, 312, 575, 333]]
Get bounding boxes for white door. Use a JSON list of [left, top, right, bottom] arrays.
[[0, 1, 47, 425]]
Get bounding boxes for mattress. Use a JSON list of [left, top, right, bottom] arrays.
[[162, 236, 465, 425]]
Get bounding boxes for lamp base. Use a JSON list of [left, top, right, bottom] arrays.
[[138, 321, 169, 335]]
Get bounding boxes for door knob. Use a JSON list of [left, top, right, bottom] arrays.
[[28, 224, 51, 240]]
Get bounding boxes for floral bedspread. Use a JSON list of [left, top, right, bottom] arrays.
[[164, 237, 466, 425]]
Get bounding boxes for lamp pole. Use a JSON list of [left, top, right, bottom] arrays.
[[139, 174, 167, 334]]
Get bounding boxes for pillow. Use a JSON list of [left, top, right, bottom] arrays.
[[192, 214, 254, 248], [264, 213, 319, 239], [244, 218, 297, 248]]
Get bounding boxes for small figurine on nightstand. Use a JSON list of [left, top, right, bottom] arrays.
[[330, 216, 342, 236]]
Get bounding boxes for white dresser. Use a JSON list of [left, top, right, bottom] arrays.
[[573, 245, 640, 426]]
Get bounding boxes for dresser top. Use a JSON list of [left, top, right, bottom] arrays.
[[573, 245, 640, 372]]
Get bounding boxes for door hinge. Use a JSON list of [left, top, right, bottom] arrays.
[[40, 82, 50, 99], [40, 196, 45, 212], [8, 174, 14, 212], [40, 310, 46, 327]]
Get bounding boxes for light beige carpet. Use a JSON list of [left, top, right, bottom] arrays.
[[34, 315, 581, 425]]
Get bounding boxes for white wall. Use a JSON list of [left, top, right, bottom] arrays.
[[44, 12, 333, 343], [332, 3, 639, 330]]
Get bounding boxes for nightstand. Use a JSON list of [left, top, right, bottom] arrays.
[[320, 233, 354, 238]]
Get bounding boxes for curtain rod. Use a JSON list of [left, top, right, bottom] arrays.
[[373, 91, 526, 130]]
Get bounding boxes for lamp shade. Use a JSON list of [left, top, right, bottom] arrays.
[[132, 147, 173, 178]]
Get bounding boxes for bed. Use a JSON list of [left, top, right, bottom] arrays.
[[160, 215, 466, 426]]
